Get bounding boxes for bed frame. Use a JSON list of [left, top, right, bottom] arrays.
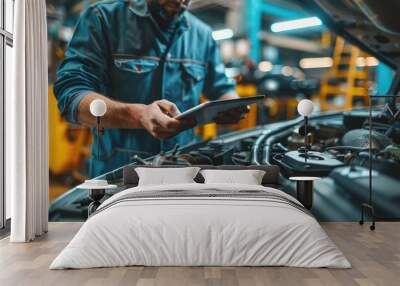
[[87, 165, 282, 216], [122, 164, 281, 188]]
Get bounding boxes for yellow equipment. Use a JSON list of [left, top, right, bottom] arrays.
[[234, 84, 259, 130], [195, 96, 218, 140], [319, 36, 370, 111], [48, 86, 91, 182]]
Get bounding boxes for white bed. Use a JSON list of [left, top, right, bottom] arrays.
[[50, 183, 351, 269]]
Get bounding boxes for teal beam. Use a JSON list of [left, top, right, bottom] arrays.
[[247, 0, 262, 62], [247, 1, 323, 62], [261, 2, 307, 19], [376, 63, 394, 95]]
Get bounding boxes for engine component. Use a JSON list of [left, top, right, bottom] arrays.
[[240, 137, 258, 151], [287, 132, 308, 150], [178, 153, 212, 165], [298, 124, 318, 137], [343, 111, 369, 130], [382, 145, 400, 161], [330, 166, 400, 220], [364, 158, 400, 179], [231, 151, 251, 165], [273, 150, 344, 177], [341, 129, 392, 150], [187, 145, 236, 166], [315, 122, 345, 139]]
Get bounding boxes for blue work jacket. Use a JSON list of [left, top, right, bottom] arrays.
[[54, 0, 236, 177]]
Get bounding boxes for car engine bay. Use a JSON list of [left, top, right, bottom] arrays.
[[50, 107, 399, 221]]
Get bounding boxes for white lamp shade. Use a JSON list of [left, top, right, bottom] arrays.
[[297, 99, 314, 117], [90, 99, 107, 117]]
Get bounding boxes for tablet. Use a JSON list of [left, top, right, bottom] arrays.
[[175, 95, 265, 126]]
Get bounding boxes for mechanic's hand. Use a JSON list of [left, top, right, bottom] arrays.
[[139, 100, 195, 139], [214, 105, 250, 125]]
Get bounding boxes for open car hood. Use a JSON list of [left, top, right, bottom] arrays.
[[300, 0, 400, 71]]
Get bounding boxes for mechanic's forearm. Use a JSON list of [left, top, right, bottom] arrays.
[[77, 92, 145, 129]]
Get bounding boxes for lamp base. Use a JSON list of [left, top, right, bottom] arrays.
[[296, 180, 314, 210], [88, 188, 105, 217], [359, 203, 375, 231]]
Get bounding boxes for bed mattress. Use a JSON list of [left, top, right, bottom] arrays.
[[50, 183, 351, 269]]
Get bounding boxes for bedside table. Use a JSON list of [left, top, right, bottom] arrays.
[[77, 180, 117, 216], [289, 176, 320, 210]]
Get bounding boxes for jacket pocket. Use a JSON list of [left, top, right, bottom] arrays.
[[181, 63, 206, 103], [111, 58, 160, 103], [182, 62, 206, 82], [114, 58, 159, 74]]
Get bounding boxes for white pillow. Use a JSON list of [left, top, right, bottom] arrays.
[[200, 169, 266, 185], [135, 167, 200, 186]]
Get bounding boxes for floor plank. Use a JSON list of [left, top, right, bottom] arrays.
[[0, 222, 399, 286]]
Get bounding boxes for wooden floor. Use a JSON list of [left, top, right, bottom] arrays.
[[0, 222, 399, 286]]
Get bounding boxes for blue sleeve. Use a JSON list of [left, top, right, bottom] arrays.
[[202, 33, 236, 101], [54, 6, 110, 124]]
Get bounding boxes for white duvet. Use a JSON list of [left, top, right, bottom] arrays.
[[50, 183, 351, 269]]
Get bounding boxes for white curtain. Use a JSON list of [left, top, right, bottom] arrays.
[[7, 0, 49, 242]]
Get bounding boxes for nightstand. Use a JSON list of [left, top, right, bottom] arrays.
[[289, 176, 320, 210], [77, 180, 117, 216]]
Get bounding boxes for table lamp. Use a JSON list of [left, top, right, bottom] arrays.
[[90, 99, 107, 160], [81, 99, 111, 216], [297, 99, 314, 162]]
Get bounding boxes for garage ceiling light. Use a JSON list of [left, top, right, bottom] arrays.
[[212, 29, 234, 41], [357, 56, 379, 67], [299, 57, 333, 69], [271, 17, 322, 33], [258, 61, 273, 72], [282, 66, 293, 76], [300, 56, 379, 69]]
